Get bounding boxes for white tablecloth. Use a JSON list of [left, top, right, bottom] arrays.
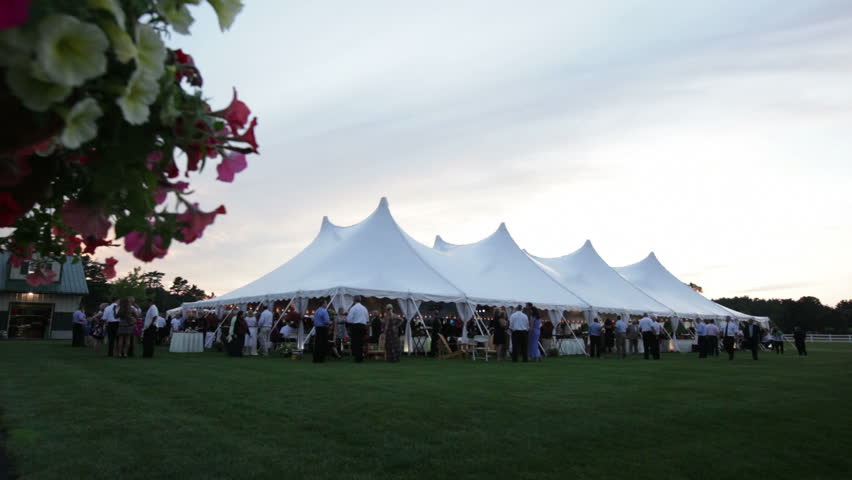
[[170, 332, 204, 353], [556, 338, 586, 355]]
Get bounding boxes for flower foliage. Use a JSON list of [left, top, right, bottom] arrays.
[[0, 0, 255, 285]]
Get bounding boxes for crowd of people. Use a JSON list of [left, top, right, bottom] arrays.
[[70, 296, 809, 362]]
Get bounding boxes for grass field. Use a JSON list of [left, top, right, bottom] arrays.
[[1, 342, 850, 480]]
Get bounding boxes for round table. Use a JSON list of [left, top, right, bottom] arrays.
[[169, 332, 204, 353]]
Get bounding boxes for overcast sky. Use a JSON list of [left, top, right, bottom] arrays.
[[106, 0, 852, 305]]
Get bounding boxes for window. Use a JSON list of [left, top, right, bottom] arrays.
[[7, 303, 54, 339]]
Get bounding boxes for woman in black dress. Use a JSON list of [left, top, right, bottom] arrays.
[[604, 318, 615, 354], [226, 311, 248, 357], [491, 307, 508, 360]]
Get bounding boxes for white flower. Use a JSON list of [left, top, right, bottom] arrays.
[[158, 0, 196, 35], [208, 0, 244, 31], [117, 69, 160, 125], [5, 62, 71, 112], [36, 14, 109, 87], [135, 24, 166, 80], [88, 0, 126, 29], [100, 21, 136, 63], [60, 98, 104, 149]]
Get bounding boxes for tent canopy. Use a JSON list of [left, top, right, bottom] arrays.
[[614, 253, 734, 320], [528, 240, 674, 317]]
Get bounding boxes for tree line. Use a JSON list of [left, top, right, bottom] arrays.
[[82, 256, 210, 314], [714, 296, 851, 334]]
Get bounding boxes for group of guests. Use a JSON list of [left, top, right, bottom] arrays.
[[71, 297, 163, 358]]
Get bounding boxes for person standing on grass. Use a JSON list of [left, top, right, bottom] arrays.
[[508, 305, 530, 362], [627, 319, 640, 355], [142, 298, 159, 358], [614, 315, 627, 359], [115, 298, 137, 358], [226, 311, 248, 357], [244, 310, 258, 356], [540, 316, 554, 355], [71, 305, 86, 347], [639, 313, 656, 360], [258, 305, 274, 356], [155, 313, 166, 345], [721, 316, 738, 360], [383, 304, 403, 363], [528, 307, 542, 362], [491, 307, 509, 360], [128, 297, 141, 357], [771, 327, 784, 354], [103, 297, 119, 357], [312, 303, 331, 363], [588, 317, 603, 358], [704, 320, 720, 356], [793, 326, 808, 356], [90, 303, 107, 354], [744, 319, 761, 361], [347, 296, 369, 363], [695, 318, 707, 358], [603, 318, 615, 354]]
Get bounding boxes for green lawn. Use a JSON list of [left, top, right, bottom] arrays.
[[1, 342, 850, 480]]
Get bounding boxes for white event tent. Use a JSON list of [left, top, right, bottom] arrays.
[[185, 198, 769, 352]]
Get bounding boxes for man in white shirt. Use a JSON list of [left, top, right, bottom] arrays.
[[508, 305, 530, 363], [638, 314, 658, 360], [257, 305, 274, 356], [347, 296, 369, 363], [155, 315, 166, 344], [720, 316, 738, 360], [102, 298, 119, 357], [695, 318, 707, 358], [142, 298, 159, 358], [704, 320, 720, 356], [614, 315, 628, 359]]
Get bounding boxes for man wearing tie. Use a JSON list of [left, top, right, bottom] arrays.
[[744, 319, 762, 360], [721, 316, 738, 360]]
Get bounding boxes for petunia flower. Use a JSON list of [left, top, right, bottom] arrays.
[[208, 0, 244, 31], [36, 14, 109, 87], [9, 253, 28, 268], [60, 97, 103, 149], [158, 0, 195, 35], [215, 152, 247, 182], [0, 0, 31, 30], [123, 230, 167, 262], [99, 20, 136, 63], [176, 203, 226, 244], [233, 117, 258, 152], [153, 180, 189, 204], [103, 256, 118, 279], [63, 235, 83, 255], [82, 236, 112, 255], [135, 24, 166, 80], [0, 192, 23, 226], [212, 88, 250, 133], [5, 61, 71, 112], [61, 199, 112, 239], [26, 267, 58, 287], [116, 68, 160, 125]]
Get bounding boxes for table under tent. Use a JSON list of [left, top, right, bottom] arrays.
[[182, 198, 772, 358]]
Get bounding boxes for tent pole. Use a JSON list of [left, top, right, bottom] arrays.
[[567, 316, 589, 357], [268, 299, 295, 343]]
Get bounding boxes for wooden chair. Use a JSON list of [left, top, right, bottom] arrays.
[[437, 334, 464, 359], [367, 334, 385, 360]]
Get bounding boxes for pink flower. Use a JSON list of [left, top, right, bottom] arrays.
[[234, 117, 258, 153], [9, 253, 27, 268], [177, 204, 226, 244], [61, 200, 111, 239], [124, 231, 168, 262], [26, 267, 57, 287], [146, 151, 163, 171], [153, 181, 189, 204], [174, 49, 202, 87], [82, 236, 112, 255], [0, 0, 30, 30], [215, 152, 247, 182], [103, 257, 118, 279], [0, 192, 23, 226], [213, 88, 251, 133]]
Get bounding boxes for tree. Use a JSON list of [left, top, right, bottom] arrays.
[[0, 1, 258, 286], [140, 271, 165, 291], [109, 267, 147, 301], [81, 255, 110, 313]]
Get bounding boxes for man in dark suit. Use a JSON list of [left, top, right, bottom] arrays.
[[744, 319, 762, 360]]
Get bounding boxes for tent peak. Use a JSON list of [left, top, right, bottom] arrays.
[[378, 197, 389, 209], [497, 222, 508, 232]]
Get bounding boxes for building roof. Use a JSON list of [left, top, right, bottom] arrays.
[[0, 253, 89, 295]]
